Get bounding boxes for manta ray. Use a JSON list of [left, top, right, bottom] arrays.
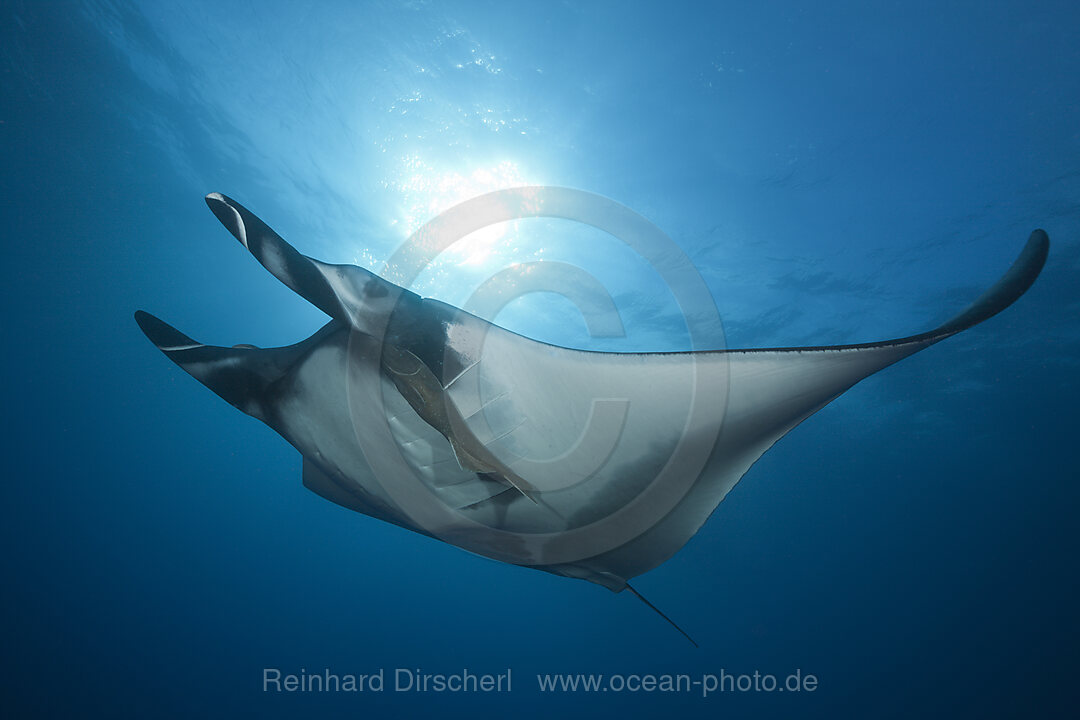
[[136, 193, 1048, 644]]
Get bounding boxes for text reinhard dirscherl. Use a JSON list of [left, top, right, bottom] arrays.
[[262, 668, 819, 697], [263, 668, 512, 694]]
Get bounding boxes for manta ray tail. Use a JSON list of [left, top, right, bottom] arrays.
[[626, 584, 699, 648]]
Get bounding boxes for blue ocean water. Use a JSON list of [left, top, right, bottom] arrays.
[[2, 1, 1078, 717]]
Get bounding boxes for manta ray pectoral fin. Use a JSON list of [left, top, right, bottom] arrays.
[[300, 457, 406, 525], [720, 229, 1050, 455], [923, 228, 1048, 339], [533, 231, 1054, 587]]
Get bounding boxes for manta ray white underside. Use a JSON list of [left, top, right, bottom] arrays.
[[136, 193, 1047, 639]]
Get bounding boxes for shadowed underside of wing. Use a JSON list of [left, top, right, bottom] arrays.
[[135, 193, 1048, 592]]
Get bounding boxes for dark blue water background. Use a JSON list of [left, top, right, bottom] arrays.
[[2, 1, 1078, 717]]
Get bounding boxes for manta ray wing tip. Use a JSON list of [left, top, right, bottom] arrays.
[[204, 192, 247, 247], [1029, 228, 1050, 257]]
